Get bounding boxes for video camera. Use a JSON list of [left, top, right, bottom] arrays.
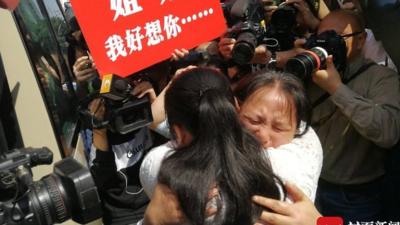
[[81, 74, 153, 134], [0, 147, 102, 225], [285, 30, 348, 80]]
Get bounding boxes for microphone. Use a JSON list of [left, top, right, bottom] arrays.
[[100, 74, 131, 101]]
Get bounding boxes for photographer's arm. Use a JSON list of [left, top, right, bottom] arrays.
[[149, 83, 169, 130], [88, 99, 120, 192], [313, 56, 400, 148], [89, 98, 108, 151]]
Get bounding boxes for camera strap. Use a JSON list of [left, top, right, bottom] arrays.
[[312, 62, 376, 109]]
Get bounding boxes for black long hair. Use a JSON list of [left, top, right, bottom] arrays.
[[158, 67, 284, 225]]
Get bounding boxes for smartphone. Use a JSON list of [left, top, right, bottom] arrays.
[[85, 61, 93, 70], [85, 51, 94, 69]]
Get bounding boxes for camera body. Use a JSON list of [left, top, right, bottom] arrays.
[[0, 148, 102, 225], [285, 30, 348, 80], [265, 2, 298, 51], [97, 74, 153, 134], [222, 0, 267, 65], [221, 0, 300, 65], [229, 20, 267, 65]]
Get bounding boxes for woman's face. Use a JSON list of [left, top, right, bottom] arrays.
[[239, 86, 297, 148]]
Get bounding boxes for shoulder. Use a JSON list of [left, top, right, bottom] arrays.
[[142, 141, 175, 169], [267, 126, 322, 201], [140, 142, 175, 198], [267, 127, 322, 160], [362, 63, 400, 97], [292, 124, 323, 157], [267, 125, 323, 169], [360, 62, 399, 85]]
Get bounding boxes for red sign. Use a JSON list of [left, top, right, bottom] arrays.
[[0, 0, 19, 10], [70, 0, 227, 77], [317, 217, 344, 225]]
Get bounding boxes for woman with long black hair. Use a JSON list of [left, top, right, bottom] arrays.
[[140, 67, 285, 225]]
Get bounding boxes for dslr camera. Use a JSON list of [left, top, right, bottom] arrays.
[[222, 0, 267, 65], [82, 74, 153, 134], [285, 30, 348, 80], [0, 147, 102, 225], [265, 1, 298, 51]]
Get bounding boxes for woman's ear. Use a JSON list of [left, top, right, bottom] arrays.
[[171, 124, 193, 147], [234, 97, 241, 112], [171, 124, 182, 145], [357, 31, 367, 51]]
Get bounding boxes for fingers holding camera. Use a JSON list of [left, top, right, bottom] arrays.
[[251, 45, 272, 64], [218, 37, 236, 59], [171, 48, 189, 61], [131, 81, 157, 103], [285, 0, 320, 31], [312, 55, 342, 95], [73, 56, 97, 82], [294, 38, 306, 49], [291, 38, 308, 54]]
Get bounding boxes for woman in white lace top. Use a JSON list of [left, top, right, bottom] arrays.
[[239, 71, 323, 201]]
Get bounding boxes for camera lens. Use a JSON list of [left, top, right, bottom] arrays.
[[10, 158, 102, 225], [285, 47, 328, 80], [232, 31, 257, 65], [27, 175, 69, 225]]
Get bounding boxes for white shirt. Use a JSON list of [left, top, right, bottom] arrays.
[[363, 29, 397, 72], [266, 125, 323, 202]]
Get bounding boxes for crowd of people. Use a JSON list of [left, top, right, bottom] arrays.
[[64, 0, 400, 224]]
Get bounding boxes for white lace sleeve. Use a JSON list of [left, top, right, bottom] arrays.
[[153, 119, 172, 139], [266, 124, 323, 202], [139, 142, 175, 198]]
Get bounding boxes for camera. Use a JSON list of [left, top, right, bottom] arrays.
[[82, 74, 153, 134], [285, 30, 348, 80], [265, 2, 298, 51], [221, 0, 299, 65], [0, 147, 102, 225], [222, 0, 267, 65]]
